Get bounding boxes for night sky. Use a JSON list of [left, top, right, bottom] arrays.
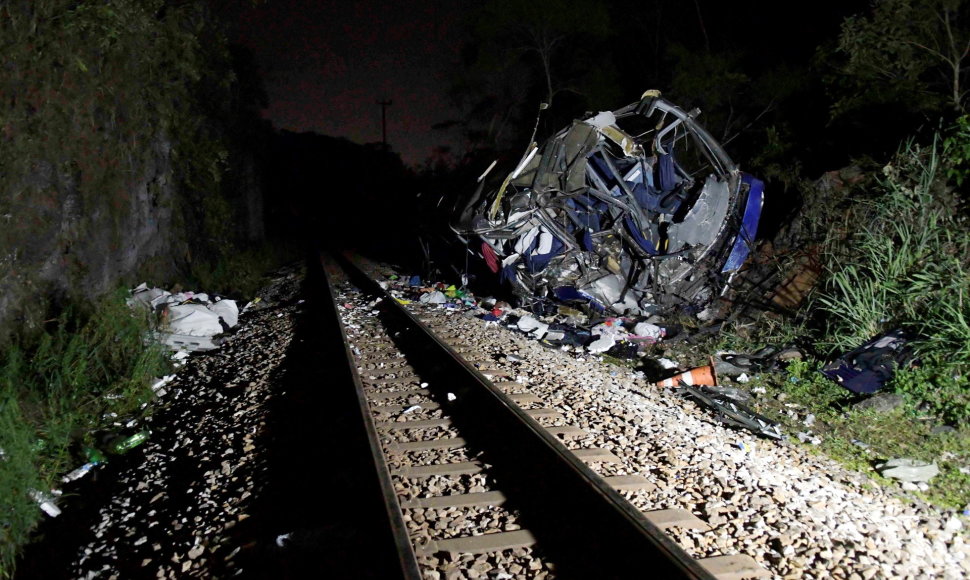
[[230, 0, 471, 167], [225, 0, 869, 170]]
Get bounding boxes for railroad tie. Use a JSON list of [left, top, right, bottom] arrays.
[[385, 437, 466, 453], [371, 402, 441, 414], [524, 408, 564, 421], [696, 555, 770, 579], [363, 375, 419, 385], [475, 367, 511, 378], [367, 388, 431, 401], [572, 448, 622, 463], [392, 461, 484, 478], [508, 392, 543, 405], [602, 474, 656, 492], [401, 490, 506, 510], [356, 344, 395, 354], [545, 426, 588, 440], [415, 530, 537, 555], [492, 380, 528, 392], [376, 418, 453, 430], [641, 509, 711, 531], [362, 357, 410, 366]]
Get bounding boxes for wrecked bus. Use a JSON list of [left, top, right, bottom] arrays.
[[452, 91, 764, 320]]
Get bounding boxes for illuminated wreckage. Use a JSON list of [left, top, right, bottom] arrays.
[[452, 91, 764, 319]]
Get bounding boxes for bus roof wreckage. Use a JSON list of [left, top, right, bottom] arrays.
[[452, 91, 764, 321]]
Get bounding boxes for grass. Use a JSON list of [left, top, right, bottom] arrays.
[[750, 359, 970, 511], [0, 290, 170, 577], [809, 135, 970, 424], [712, 130, 970, 511]]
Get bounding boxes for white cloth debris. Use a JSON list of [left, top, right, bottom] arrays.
[[587, 334, 616, 353], [591, 320, 626, 338], [166, 304, 225, 337], [516, 315, 549, 338], [419, 291, 447, 304], [632, 322, 664, 340], [207, 298, 238, 328]]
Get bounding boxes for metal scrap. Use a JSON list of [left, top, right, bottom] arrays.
[[453, 91, 764, 320]]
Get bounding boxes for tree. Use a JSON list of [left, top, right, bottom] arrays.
[[834, 0, 970, 116], [445, 0, 618, 155]]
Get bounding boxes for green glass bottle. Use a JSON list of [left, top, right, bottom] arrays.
[[110, 431, 150, 454]]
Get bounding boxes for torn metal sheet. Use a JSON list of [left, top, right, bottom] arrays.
[[453, 91, 764, 318]]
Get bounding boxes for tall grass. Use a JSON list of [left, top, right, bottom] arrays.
[[0, 290, 170, 576], [811, 134, 970, 424]]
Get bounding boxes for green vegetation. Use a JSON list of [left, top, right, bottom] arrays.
[[812, 130, 970, 425], [0, 1, 276, 574], [756, 359, 970, 510], [833, 0, 969, 116], [0, 291, 170, 576], [706, 121, 970, 511], [0, 0, 266, 340]]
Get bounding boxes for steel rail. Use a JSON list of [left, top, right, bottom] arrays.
[[332, 251, 716, 579], [318, 254, 422, 580]]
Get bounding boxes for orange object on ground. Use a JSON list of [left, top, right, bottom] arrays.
[[654, 359, 718, 387]]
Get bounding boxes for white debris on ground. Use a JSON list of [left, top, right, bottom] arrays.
[[48, 268, 306, 579], [128, 283, 241, 351], [362, 262, 970, 580]]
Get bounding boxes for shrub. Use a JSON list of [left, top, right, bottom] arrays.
[[0, 291, 169, 576], [810, 132, 970, 424]]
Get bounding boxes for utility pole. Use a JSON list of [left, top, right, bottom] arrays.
[[377, 99, 392, 151]]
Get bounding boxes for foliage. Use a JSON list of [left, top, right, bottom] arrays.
[[943, 114, 970, 185], [188, 240, 299, 300], [447, 0, 616, 154], [808, 135, 970, 424], [831, 0, 970, 116], [784, 358, 856, 409], [0, 291, 170, 576], [0, 0, 264, 341], [749, 359, 970, 510]]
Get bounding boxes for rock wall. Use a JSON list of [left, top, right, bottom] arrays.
[[0, 0, 265, 342], [0, 137, 264, 341]]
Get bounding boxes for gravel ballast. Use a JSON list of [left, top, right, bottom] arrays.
[[16, 261, 970, 579], [342, 258, 970, 580]]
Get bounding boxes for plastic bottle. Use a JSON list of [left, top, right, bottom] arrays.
[[62, 463, 94, 483]]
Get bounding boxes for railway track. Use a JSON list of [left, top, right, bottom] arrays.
[[321, 253, 769, 579]]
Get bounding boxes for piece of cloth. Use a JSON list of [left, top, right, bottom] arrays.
[[821, 329, 913, 394]]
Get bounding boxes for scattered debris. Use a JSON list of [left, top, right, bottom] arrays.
[[62, 463, 96, 483], [128, 283, 241, 351], [876, 458, 940, 483], [29, 489, 62, 517], [109, 431, 150, 455], [654, 361, 717, 388], [821, 329, 913, 393], [852, 392, 905, 413], [678, 384, 782, 439]]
